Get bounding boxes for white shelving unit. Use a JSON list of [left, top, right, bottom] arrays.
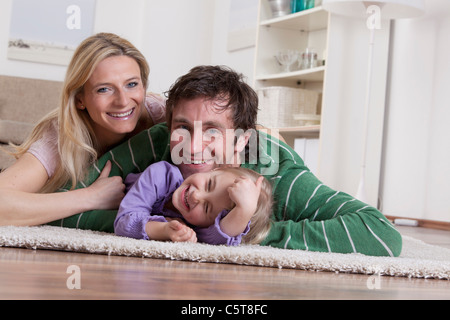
[[253, 0, 330, 158], [253, 1, 392, 206]]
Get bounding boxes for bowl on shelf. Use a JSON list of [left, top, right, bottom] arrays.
[[275, 50, 299, 73], [268, 0, 292, 18]]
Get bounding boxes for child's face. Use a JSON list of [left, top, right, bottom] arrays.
[[172, 170, 237, 228]]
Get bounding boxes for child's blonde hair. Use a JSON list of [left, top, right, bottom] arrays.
[[217, 167, 273, 245]]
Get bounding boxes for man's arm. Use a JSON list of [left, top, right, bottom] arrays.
[[48, 124, 171, 232], [261, 167, 402, 256], [245, 131, 402, 257]]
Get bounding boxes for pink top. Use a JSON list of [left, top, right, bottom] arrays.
[[28, 94, 166, 178]]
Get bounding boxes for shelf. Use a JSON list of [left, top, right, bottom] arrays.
[[255, 1, 327, 144], [256, 66, 325, 82], [260, 7, 328, 32], [259, 125, 320, 142], [278, 125, 320, 134]]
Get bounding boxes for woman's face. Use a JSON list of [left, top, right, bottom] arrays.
[[78, 55, 145, 148]]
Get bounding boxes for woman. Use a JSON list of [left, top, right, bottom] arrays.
[[0, 33, 165, 227]]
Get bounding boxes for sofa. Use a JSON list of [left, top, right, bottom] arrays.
[[0, 75, 63, 170]]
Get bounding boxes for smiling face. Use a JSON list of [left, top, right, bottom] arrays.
[[77, 55, 145, 149], [170, 97, 250, 178], [171, 169, 238, 228]]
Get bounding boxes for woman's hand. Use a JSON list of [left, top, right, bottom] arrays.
[[0, 156, 124, 226], [85, 161, 125, 210]]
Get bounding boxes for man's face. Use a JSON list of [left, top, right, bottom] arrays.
[[170, 97, 247, 178]]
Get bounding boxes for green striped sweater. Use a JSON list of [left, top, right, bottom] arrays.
[[49, 124, 402, 257]]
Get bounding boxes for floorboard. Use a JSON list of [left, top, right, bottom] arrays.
[[0, 226, 449, 300]]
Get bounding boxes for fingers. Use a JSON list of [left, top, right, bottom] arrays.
[[174, 229, 197, 243], [99, 161, 112, 178], [168, 221, 197, 243], [168, 219, 183, 231], [185, 231, 197, 243], [231, 176, 264, 190], [255, 176, 264, 192]]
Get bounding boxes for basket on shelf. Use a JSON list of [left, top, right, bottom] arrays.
[[257, 86, 320, 128]]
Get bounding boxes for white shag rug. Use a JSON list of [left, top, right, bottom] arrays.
[[0, 225, 449, 280]]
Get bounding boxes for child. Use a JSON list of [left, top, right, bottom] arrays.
[[114, 161, 273, 246]]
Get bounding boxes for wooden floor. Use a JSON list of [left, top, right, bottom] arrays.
[[0, 226, 449, 301]]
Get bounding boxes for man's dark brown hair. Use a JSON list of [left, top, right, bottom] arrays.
[[165, 65, 259, 131]]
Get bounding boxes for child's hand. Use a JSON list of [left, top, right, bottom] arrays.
[[220, 176, 264, 237], [165, 220, 197, 243], [227, 176, 263, 215]]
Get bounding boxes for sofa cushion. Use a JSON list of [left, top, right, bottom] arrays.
[[0, 144, 16, 170], [0, 75, 62, 124], [0, 120, 34, 144], [0, 75, 62, 169]]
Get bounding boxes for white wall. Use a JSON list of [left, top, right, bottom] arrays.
[[380, 0, 450, 223], [319, 15, 390, 207], [211, 0, 257, 86], [93, 0, 146, 49], [142, 0, 216, 93], [0, 0, 255, 93]]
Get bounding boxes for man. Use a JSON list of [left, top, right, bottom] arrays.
[[51, 66, 402, 257]]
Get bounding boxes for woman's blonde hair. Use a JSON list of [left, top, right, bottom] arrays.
[[11, 33, 150, 192], [218, 167, 273, 245]]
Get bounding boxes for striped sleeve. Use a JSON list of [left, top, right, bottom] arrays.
[[245, 132, 402, 257], [83, 124, 170, 184], [261, 165, 402, 256], [47, 124, 171, 232]]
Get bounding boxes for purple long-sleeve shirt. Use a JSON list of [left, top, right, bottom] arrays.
[[114, 161, 249, 246]]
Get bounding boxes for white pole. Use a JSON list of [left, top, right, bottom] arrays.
[[356, 26, 375, 203]]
